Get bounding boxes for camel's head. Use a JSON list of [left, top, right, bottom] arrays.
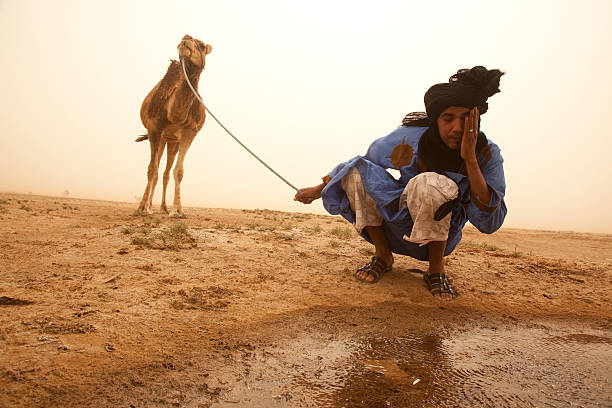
[[177, 34, 212, 70]]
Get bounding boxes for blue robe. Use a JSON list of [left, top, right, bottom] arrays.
[[321, 126, 507, 261]]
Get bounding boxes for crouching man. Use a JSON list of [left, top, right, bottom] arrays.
[[295, 66, 507, 300]]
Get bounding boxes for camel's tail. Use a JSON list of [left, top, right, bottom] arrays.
[[135, 134, 148, 142]]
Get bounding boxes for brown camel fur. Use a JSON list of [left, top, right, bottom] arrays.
[[134, 34, 212, 217]]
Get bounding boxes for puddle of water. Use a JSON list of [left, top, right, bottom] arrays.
[[442, 327, 612, 408], [363, 359, 411, 381], [213, 325, 612, 408], [213, 336, 359, 407]]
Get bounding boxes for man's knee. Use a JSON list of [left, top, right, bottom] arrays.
[[341, 167, 364, 195], [342, 167, 362, 185], [403, 172, 459, 208], [341, 167, 382, 230]]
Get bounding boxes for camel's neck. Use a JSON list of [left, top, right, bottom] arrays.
[[161, 60, 203, 93], [182, 60, 203, 92], [185, 70, 201, 92]]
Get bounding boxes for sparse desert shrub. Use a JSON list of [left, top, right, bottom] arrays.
[[143, 218, 161, 227], [330, 226, 353, 240], [480, 243, 501, 251], [131, 236, 151, 246], [168, 221, 188, 235], [359, 247, 374, 256], [273, 232, 293, 241], [305, 225, 322, 235], [259, 233, 273, 242], [461, 240, 501, 252], [329, 239, 341, 248], [19, 204, 32, 212], [130, 221, 195, 250]]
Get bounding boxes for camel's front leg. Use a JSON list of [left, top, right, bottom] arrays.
[[169, 132, 195, 218]]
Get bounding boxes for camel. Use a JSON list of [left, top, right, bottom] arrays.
[[134, 34, 212, 217]]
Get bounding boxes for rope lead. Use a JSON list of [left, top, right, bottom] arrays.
[[180, 58, 300, 192]]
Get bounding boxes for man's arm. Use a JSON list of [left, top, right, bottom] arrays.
[[462, 108, 491, 206], [294, 126, 422, 205], [294, 176, 330, 204], [460, 108, 507, 233]]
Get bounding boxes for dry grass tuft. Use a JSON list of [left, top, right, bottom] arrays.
[[359, 247, 374, 256], [305, 225, 322, 235], [329, 239, 341, 248], [129, 221, 196, 250], [461, 240, 502, 252], [330, 226, 353, 240]]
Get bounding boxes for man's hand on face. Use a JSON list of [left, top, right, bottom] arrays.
[[294, 184, 324, 204], [461, 107, 480, 163]]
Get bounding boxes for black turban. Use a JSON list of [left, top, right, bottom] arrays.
[[424, 66, 504, 120], [407, 66, 504, 174]]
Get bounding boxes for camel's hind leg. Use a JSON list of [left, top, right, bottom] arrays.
[[169, 132, 196, 218], [161, 142, 180, 214], [134, 132, 165, 216], [147, 138, 167, 212]]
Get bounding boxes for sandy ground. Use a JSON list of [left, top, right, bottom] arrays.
[[1, 193, 611, 407]]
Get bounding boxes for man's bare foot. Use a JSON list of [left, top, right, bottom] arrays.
[[355, 255, 393, 283]]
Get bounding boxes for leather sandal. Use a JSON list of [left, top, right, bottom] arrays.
[[354, 256, 392, 284], [423, 272, 458, 298]]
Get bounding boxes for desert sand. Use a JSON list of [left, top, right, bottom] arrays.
[[1, 193, 610, 407]]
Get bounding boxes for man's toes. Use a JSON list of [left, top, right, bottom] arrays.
[[357, 271, 374, 282]]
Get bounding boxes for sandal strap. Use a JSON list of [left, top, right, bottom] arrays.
[[424, 273, 457, 297], [356, 256, 388, 280]]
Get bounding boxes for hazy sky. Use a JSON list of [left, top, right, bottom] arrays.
[[1, 0, 611, 233]]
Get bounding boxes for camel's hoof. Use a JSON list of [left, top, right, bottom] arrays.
[[169, 212, 187, 219], [133, 209, 153, 217], [160, 206, 169, 214]]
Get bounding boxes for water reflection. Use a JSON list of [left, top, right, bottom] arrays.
[[213, 326, 612, 407], [327, 334, 452, 408]]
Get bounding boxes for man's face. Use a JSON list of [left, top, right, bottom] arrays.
[[436, 106, 471, 150]]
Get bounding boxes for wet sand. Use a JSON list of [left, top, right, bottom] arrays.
[[1, 193, 611, 407]]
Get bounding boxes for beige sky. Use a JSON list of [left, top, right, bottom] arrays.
[[1, 0, 611, 233]]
